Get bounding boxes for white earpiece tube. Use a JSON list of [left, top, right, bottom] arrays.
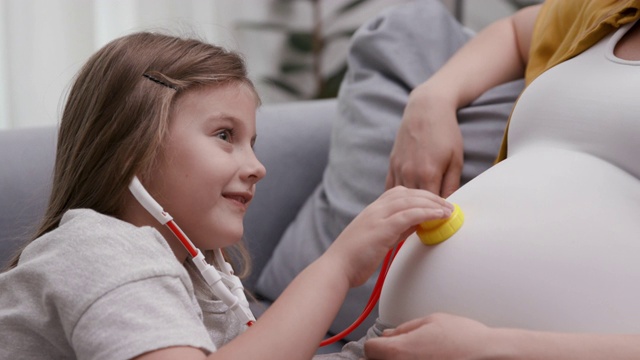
[[193, 250, 255, 325], [128, 176, 172, 225]]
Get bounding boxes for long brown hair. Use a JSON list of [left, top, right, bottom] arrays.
[[7, 32, 257, 275]]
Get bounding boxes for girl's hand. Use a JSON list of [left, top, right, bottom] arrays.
[[364, 313, 495, 360], [324, 186, 453, 288], [385, 88, 464, 198]]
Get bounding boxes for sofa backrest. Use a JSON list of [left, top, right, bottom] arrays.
[[0, 99, 336, 292], [0, 126, 57, 267]]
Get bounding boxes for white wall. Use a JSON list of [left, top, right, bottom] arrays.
[[0, 0, 235, 129]]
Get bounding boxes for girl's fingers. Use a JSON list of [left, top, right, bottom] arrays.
[[385, 207, 451, 230], [378, 186, 451, 208], [374, 189, 453, 221]]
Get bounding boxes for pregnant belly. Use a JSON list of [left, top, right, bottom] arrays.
[[379, 148, 640, 333]]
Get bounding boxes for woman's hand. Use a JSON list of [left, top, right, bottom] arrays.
[[324, 186, 453, 288], [364, 313, 495, 360], [385, 87, 464, 198], [385, 4, 541, 197]]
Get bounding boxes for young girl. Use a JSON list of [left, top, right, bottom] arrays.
[[0, 32, 453, 359]]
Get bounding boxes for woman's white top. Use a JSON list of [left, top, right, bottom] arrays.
[[379, 21, 640, 333]]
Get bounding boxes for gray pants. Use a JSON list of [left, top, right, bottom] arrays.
[[256, 0, 524, 356]]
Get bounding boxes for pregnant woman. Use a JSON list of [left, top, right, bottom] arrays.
[[368, 0, 640, 358]]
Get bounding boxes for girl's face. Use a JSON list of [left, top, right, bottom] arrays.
[[145, 83, 266, 256]]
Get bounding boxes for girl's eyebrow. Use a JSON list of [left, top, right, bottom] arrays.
[[203, 114, 239, 128], [207, 113, 236, 123]]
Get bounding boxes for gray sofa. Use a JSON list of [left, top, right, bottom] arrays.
[[0, 98, 334, 284], [0, 98, 346, 352]]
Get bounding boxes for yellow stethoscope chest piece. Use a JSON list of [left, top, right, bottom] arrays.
[[417, 203, 464, 245]]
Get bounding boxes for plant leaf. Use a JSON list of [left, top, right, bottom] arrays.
[[262, 76, 303, 97], [335, 0, 370, 15], [280, 62, 311, 74], [235, 21, 289, 32], [288, 32, 315, 53], [315, 64, 348, 99], [325, 29, 357, 41]]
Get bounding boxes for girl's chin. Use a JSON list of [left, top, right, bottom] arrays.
[[196, 231, 244, 250]]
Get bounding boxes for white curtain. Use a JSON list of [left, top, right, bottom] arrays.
[[0, 0, 248, 129], [0, 0, 416, 130]]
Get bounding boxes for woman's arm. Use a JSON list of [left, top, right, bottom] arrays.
[[363, 312, 640, 360], [422, 4, 539, 110], [386, 5, 541, 196]]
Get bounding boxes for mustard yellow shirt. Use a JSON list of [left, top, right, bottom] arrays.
[[496, 0, 640, 162]]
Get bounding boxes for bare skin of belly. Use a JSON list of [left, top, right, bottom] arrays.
[[615, 20, 640, 60]]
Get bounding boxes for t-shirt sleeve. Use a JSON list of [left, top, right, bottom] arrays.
[[71, 275, 216, 360]]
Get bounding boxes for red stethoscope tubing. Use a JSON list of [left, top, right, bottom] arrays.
[[164, 185, 408, 339], [319, 240, 406, 347]]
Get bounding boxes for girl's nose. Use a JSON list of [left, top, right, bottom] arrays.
[[244, 150, 266, 184]]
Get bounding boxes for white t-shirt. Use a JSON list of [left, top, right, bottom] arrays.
[[0, 209, 245, 359]]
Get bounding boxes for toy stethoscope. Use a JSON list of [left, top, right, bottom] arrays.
[[319, 202, 464, 346], [129, 176, 464, 346]]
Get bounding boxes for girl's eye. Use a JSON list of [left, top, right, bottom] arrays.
[[215, 129, 233, 142]]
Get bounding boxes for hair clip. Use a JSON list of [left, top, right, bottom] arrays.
[[142, 73, 178, 90]]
